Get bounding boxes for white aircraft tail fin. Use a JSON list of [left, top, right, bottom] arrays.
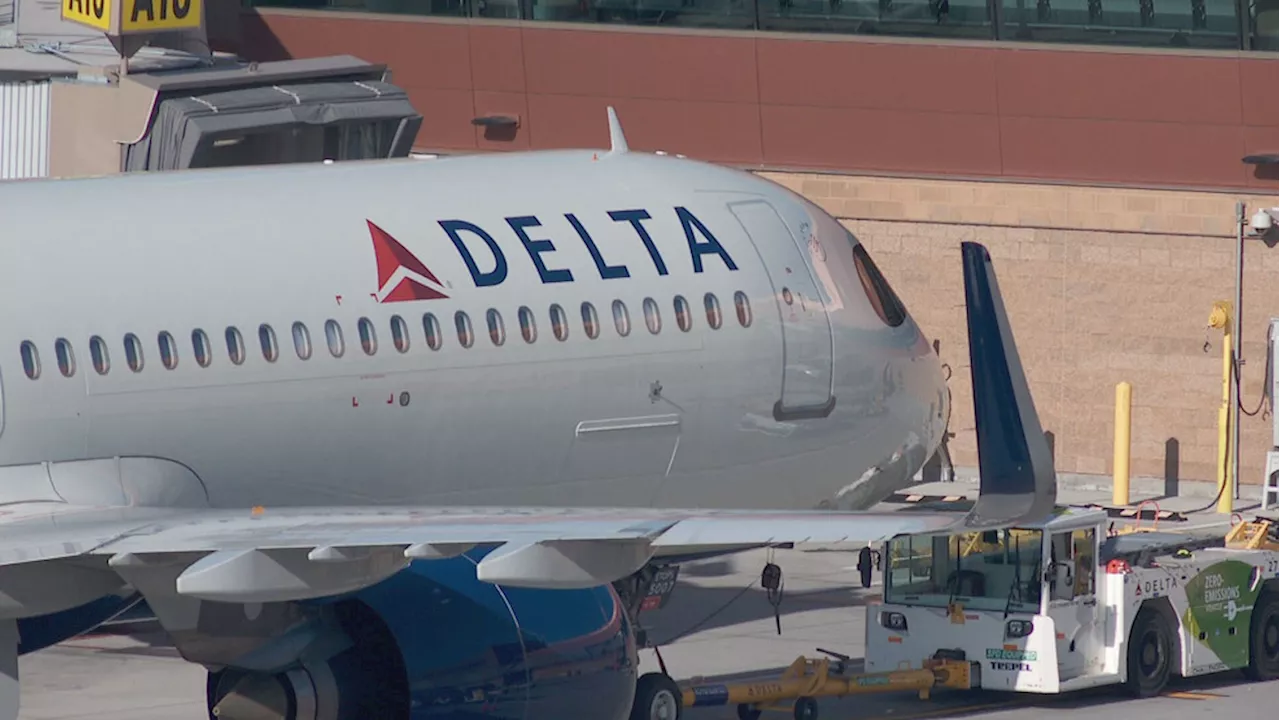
[[606, 106, 629, 155]]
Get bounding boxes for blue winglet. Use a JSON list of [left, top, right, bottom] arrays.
[[960, 242, 1057, 528]]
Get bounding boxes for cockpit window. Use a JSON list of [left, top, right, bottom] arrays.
[[852, 244, 907, 328]]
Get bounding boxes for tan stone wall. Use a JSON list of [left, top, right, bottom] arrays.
[[760, 171, 1280, 488]]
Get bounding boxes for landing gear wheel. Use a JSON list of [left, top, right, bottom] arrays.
[[793, 696, 819, 720], [1125, 607, 1173, 698], [1244, 589, 1278, 681], [632, 672, 682, 720], [736, 704, 762, 720]]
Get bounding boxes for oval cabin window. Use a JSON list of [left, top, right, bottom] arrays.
[[325, 320, 345, 358], [19, 341, 40, 380], [125, 333, 145, 372], [643, 298, 662, 335], [612, 300, 631, 337], [423, 313, 442, 351], [550, 304, 569, 342], [158, 331, 178, 370], [581, 302, 600, 340], [455, 312, 474, 348], [90, 335, 110, 375], [357, 317, 378, 356], [225, 327, 245, 365], [673, 295, 692, 332], [704, 293, 723, 330], [391, 315, 410, 353], [292, 322, 312, 360], [734, 291, 753, 328], [192, 330, 212, 368], [487, 309, 506, 346], [259, 324, 279, 363], [518, 306, 537, 344]]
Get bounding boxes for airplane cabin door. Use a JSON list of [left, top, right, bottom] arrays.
[[728, 200, 835, 420]]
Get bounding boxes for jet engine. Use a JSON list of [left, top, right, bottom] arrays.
[[205, 547, 639, 720]]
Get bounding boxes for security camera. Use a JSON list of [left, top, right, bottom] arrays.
[[1249, 206, 1269, 230]]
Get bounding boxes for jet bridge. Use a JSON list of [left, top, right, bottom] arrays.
[[6, 53, 422, 178], [46, 54, 423, 177], [119, 61, 423, 172]]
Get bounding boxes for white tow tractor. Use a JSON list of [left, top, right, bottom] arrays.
[[866, 507, 1279, 696]]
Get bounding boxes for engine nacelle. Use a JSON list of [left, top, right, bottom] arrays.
[[207, 547, 638, 720], [15, 590, 141, 655]]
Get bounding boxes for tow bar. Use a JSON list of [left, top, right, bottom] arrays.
[[680, 650, 975, 719]]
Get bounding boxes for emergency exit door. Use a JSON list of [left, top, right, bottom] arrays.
[[729, 200, 835, 420]]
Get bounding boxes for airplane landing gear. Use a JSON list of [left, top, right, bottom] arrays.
[[615, 566, 684, 720], [632, 672, 682, 720]]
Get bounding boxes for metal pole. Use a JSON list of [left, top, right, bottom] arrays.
[[1231, 202, 1245, 500]]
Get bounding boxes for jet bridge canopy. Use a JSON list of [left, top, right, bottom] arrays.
[[124, 79, 423, 171]]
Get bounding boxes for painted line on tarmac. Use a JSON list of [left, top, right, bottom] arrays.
[[721, 698, 1020, 719], [874, 700, 1022, 719], [1163, 690, 1226, 700]]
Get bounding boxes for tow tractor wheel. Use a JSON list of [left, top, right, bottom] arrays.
[[736, 704, 762, 720], [1244, 589, 1278, 681], [632, 672, 682, 720], [793, 696, 819, 720], [1125, 607, 1173, 698]]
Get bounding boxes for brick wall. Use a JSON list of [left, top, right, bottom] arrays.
[[761, 171, 1279, 488]]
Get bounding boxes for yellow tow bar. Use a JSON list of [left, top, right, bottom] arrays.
[[680, 654, 973, 719]]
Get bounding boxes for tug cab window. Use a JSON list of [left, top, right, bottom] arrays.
[[885, 529, 1043, 614], [1049, 528, 1097, 601], [852, 244, 907, 328]]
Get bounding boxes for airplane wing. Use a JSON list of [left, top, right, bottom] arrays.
[[0, 241, 1055, 607]]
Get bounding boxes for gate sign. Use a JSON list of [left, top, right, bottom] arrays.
[[62, 0, 111, 31], [62, 0, 204, 35]]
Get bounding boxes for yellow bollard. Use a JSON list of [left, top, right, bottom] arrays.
[[1113, 382, 1132, 507], [1209, 301, 1234, 514]]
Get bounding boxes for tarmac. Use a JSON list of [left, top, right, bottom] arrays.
[[15, 477, 1279, 720]]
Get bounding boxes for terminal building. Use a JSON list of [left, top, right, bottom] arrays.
[[2, 0, 1278, 495]]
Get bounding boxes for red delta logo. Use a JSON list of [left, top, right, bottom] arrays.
[[368, 220, 450, 302]]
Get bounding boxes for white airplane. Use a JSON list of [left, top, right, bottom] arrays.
[[0, 110, 1055, 720]]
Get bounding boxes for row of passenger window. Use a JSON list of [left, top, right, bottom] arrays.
[[16, 292, 754, 380]]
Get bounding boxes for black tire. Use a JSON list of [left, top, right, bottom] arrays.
[[1245, 589, 1279, 681], [631, 672, 682, 720], [793, 696, 819, 720], [737, 704, 763, 720], [1125, 607, 1174, 698]]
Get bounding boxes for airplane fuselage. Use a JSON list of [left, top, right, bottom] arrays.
[[0, 150, 948, 516]]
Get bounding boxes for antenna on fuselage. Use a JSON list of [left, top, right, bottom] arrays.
[[606, 106, 629, 155]]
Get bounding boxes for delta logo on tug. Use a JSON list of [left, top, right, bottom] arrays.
[[369, 207, 739, 303]]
